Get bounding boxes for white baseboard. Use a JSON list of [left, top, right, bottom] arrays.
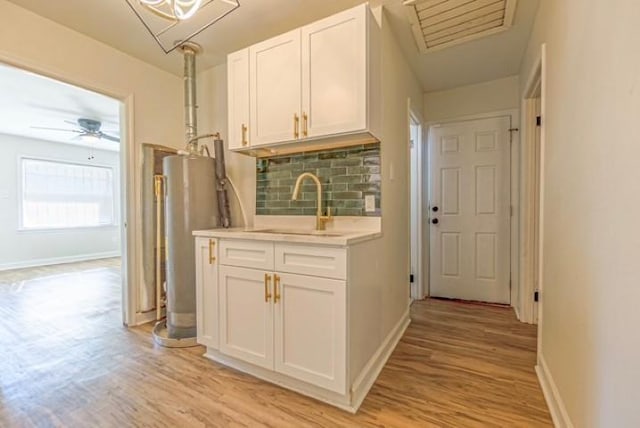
[[201, 309, 411, 413], [350, 308, 411, 410], [536, 354, 574, 428], [0, 251, 121, 271], [134, 309, 164, 327]]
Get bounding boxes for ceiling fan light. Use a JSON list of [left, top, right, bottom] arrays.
[[79, 133, 101, 143]]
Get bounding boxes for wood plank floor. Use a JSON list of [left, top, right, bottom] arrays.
[[0, 260, 551, 427]]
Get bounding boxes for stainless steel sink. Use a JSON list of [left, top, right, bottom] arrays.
[[246, 229, 344, 237]]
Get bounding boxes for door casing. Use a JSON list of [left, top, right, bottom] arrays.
[[422, 109, 520, 306]]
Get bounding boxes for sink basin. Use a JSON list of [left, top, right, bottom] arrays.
[[246, 229, 344, 237]]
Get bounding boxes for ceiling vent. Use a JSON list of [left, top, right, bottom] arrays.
[[403, 0, 518, 53]]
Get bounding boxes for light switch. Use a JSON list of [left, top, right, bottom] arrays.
[[365, 194, 375, 212], [0, 189, 9, 199]]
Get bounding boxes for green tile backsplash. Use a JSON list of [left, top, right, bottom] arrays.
[[256, 143, 381, 217]]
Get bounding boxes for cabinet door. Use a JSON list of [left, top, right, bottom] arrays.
[[301, 4, 367, 138], [227, 48, 250, 150], [250, 29, 301, 146], [219, 266, 274, 369], [274, 273, 346, 393], [195, 237, 218, 349]]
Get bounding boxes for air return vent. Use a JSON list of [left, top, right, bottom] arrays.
[[403, 0, 517, 53]]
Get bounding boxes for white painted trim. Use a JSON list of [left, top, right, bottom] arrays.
[[518, 43, 547, 329], [408, 99, 425, 300], [425, 109, 520, 302], [424, 108, 520, 128], [135, 308, 165, 326], [0, 53, 137, 327], [0, 251, 120, 271], [205, 348, 356, 413], [536, 44, 548, 353], [351, 308, 411, 410], [536, 354, 574, 428]]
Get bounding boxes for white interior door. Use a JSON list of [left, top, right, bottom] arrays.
[[249, 30, 301, 146], [429, 116, 511, 304]]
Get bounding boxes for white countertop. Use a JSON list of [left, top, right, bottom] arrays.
[[193, 227, 381, 247]]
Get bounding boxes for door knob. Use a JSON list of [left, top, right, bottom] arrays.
[[431, 218, 439, 225], [432, 206, 439, 212]]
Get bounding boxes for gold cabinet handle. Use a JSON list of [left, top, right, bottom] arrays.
[[208, 239, 216, 264], [302, 112, 308, 138], [294, 113, 300, 139], [274, 274, 281, 303], [241, 123, 248, 146], [264, 273, 272, 302]]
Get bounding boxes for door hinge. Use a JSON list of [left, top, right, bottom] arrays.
[[510, 205, 514, 217], [410, 274, 415, 283], [536, 116, 542, 127], [534, 291, 540, 302]]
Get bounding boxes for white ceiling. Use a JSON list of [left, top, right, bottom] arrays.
[[383, 0, 540, 91], [0, 63, 121, 152], [6, 0, 539, 92]]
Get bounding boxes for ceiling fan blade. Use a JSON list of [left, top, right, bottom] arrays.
[[30, 126, 82, 133], [100, 133, 120, 142]]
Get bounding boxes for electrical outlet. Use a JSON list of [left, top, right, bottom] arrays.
[[365, 194, 375, 212]]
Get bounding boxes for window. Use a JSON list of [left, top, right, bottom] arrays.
[[20, 158, 115, 230]]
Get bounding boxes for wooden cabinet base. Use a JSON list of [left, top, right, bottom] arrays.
[[202, 309, 409, 413]]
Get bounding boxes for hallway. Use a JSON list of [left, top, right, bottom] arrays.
[[1, 262, 550, 427]]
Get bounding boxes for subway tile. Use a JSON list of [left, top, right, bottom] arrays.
[[349, 183, 380, 192], [330, 175, 362, 184], [332, 191, 362, 200], [331, 157, 362, 167], [256, 143, 380, 217], [363, 156, 380, 166]]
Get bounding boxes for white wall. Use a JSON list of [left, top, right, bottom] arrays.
[[423, 75, 520, 122], [0, 134, 120, 269], [376, 6, 424, 343], [520, 1, 640, 426], [198, 64, 256, 228], [0, 1, 183, 322]]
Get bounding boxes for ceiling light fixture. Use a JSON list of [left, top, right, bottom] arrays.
[[126, 0, 240, 54], [139, 0, 204, 21]]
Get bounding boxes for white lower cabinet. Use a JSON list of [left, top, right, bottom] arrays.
[[196, 239, 351, 401], [274, 273, 346, 393], [219, 265, 274, 369]]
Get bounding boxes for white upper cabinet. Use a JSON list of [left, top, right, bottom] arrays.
[[227, 4, 380, 154], [301, 5, 368, 138], [249, 30, 302, 146], [227, 48, 250, 150]]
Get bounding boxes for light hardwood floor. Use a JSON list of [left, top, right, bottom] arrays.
[[0, 260, 551, 427]]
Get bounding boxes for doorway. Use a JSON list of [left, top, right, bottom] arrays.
[[427, 115, 513, 304], [409, 113, 423, 301], [0, 63, 129, 328], [519, 45, 546, 326]]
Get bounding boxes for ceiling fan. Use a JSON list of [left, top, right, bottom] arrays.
[[31, 118, 120, 142]]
